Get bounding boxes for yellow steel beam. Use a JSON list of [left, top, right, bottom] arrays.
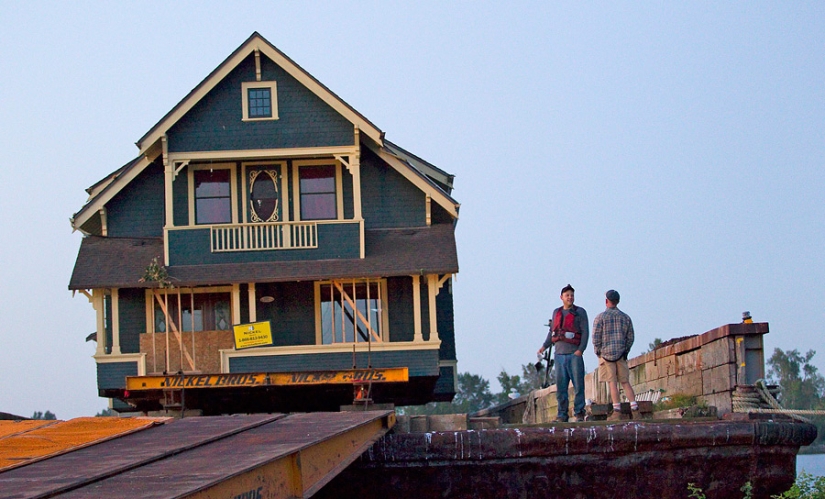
[[126, 368, 409, 391], [184, 413, 395, 499]]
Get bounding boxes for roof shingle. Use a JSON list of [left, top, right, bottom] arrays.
[[69, 224, 458, 290]]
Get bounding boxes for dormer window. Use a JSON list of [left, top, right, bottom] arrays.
[[241, 81, 278, 121]]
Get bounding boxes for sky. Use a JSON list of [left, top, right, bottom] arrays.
[[0, 2, 823, 419]]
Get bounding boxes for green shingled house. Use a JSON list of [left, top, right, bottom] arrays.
[[69, 32, 460, 414]]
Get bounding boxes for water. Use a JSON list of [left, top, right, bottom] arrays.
[[797, 453, 825, 477]]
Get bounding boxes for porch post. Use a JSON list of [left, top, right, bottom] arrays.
[[111, 288, 122, 355], [163, 136, 173, 265], [351, 131, 362, 221], [248, 283, 257, 322], [93, 289, 106, 356], [280, 162, 291, 248], [426, 275, 440, 342], [232, 284, 241, 326], [412, 275, 422, 343], [351, 150, 364, 258]]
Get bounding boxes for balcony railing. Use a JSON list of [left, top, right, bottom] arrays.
[[211, 221, 318, 252]]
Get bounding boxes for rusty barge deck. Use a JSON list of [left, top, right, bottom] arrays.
[[318, 418, 817, 499], [0, 415, 816, 499]]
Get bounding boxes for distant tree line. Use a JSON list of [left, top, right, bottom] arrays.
[[400, 362, 553, 415], [766, 348, 825, 447]]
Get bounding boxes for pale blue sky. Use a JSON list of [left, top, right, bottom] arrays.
[[0, 2, 822, 418]]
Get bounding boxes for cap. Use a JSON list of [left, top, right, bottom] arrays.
[[606, 289, 620, 303]]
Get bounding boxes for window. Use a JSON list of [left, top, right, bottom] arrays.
[[247, 88, 271, 118], [194, 169, 232, 224], [248, 168, 280, 222], [317, 279, 387, 344], [299, 165, 337, 220], [153, 292, 231, 333], [241, 81, 278, 121]]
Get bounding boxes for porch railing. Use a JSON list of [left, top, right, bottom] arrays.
[[211, 221, 318, 252]]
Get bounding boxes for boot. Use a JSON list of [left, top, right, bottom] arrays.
[[606, 411, 622, 422]]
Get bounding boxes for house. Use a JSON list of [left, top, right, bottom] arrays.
[[69, 32, 460, 414]]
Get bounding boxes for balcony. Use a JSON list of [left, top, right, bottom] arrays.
[[165, 220, 361, 266], [211, 221, 318, 252]]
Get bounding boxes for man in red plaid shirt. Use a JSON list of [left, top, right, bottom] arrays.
[[593, 289, 639, 420]]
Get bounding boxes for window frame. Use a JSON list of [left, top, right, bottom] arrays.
[[241, 161, 289, 224], [145, 286, 234, 334], [241, 81, 279, 122], [187, 163, 238, 226], [314, 279, 390, 345], [293, 159, 344, 222]]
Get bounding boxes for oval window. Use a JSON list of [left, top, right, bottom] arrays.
[[249, 170, 279, 222]]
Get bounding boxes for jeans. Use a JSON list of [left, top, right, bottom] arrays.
[[555, 353, 585, 418]]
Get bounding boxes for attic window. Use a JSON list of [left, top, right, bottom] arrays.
[[242, 81, 278, 121]]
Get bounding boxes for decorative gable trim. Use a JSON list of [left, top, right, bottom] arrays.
[[136, 32, 384, 155]]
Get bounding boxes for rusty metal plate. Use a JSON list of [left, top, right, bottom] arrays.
[[54, 411, 393, 499], [0, 417, 161, 472], [0, 414, 281, 499]]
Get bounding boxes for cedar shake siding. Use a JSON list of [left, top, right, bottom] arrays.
[[167, 55, 354, 153], [361, 147, 428, 229], [106, 161, 165, 238]]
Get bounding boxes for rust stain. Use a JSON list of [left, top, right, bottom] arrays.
[[0, 417, 165, 471]]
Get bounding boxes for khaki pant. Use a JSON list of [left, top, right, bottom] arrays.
[[598, 357, 629, 383]]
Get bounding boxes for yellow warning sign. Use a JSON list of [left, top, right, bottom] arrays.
[[233, 321, 273, 350]]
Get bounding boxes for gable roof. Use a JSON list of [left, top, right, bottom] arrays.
[[137, 32, 383, 154], [71, 33, 459, 232], [384, 140, 455, 192]]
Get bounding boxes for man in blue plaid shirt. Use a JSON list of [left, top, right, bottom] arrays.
[[593, 289, 639, 420]]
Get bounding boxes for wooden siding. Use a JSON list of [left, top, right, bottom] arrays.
[[255, 282, 316, 346], [342, 167, 354, 219], [228, 349, 440, 377], [167, 222, 360, 266], [97, 361, 137, 391], [430, 202, 454, 225], [433, 365, 456, 396], [117, 288, 145, 354], [239, 283, 250, 324], [436, 283, 456, 361], [79, 211, 102, 236], [106, 161, 165, 238], [360, 147, 427, 229], [387, 277, 414, 342], [104, 295, 112, 354], [167, 54, 353, 153], [173, 168, 189, 227]]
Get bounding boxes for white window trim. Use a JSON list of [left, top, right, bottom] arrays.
[[314, 279, 390, 345], [187, 162, 238, 226], [241, 81, 279, 121], [293, 159, 344, 222]]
